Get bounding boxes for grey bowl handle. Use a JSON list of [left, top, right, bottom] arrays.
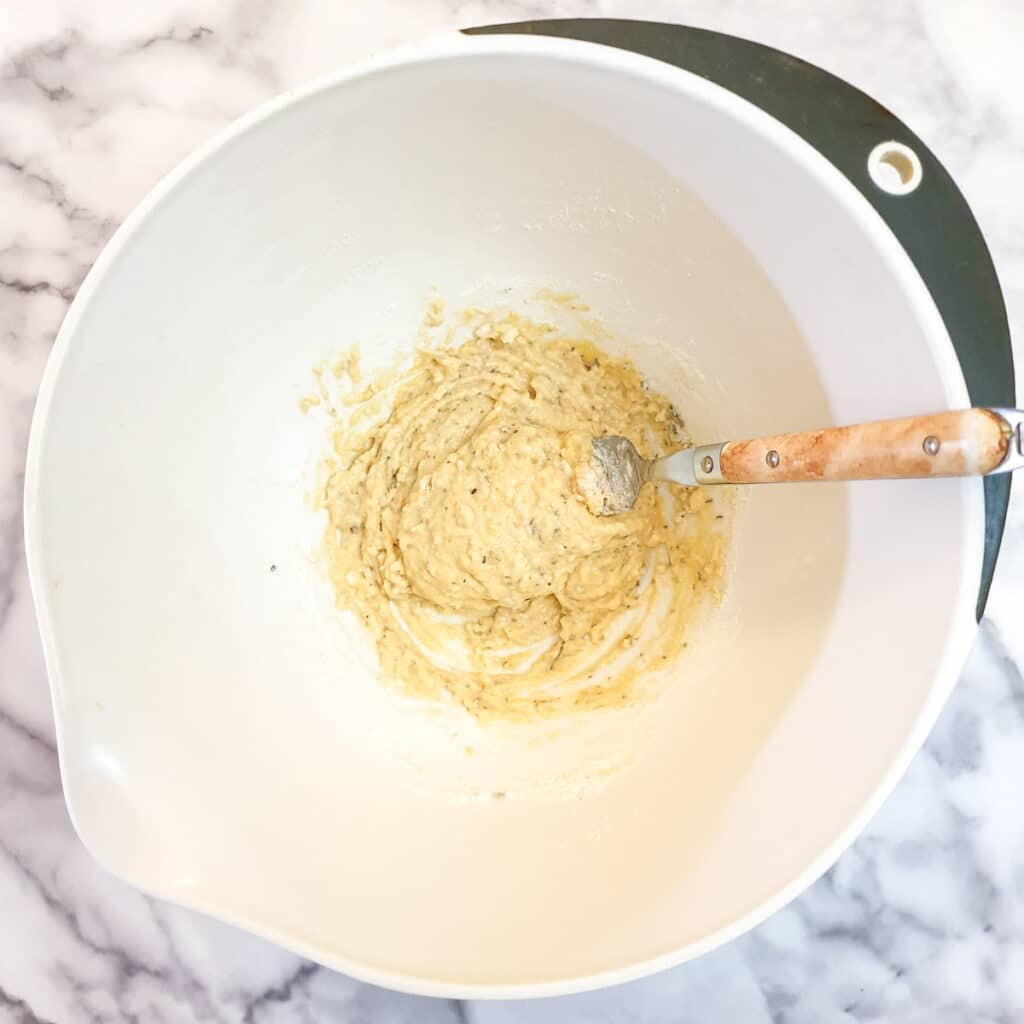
[[465, 18, 1015, 620]]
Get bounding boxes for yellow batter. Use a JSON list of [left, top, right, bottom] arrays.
[[312, 302, 726, 721]]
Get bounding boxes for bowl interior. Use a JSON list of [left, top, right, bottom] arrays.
[[28, 39, 980, 992]]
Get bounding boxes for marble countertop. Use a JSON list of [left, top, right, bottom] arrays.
[[2, 1, 1022, 1020]]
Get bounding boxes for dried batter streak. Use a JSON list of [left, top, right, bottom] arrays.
[[312, 302, 726, 720]]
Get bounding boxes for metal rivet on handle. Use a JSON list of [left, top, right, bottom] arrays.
[[923, 435, 940, 456], [701, 455, 714, 474], [766, 450, 780, 469]]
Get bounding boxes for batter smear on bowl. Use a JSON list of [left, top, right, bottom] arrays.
[[311, 300, 727, 720]]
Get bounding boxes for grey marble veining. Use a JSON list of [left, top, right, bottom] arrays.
[[2, 1, 1022, 1021]]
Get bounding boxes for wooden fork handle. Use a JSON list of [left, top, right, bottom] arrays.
[[710, 409, 1015, 484]]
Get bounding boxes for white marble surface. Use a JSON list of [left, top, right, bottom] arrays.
[[2, 0, 1023, 1020]]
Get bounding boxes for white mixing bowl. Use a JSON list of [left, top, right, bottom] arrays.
[[24, 26, 1010, 997]]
